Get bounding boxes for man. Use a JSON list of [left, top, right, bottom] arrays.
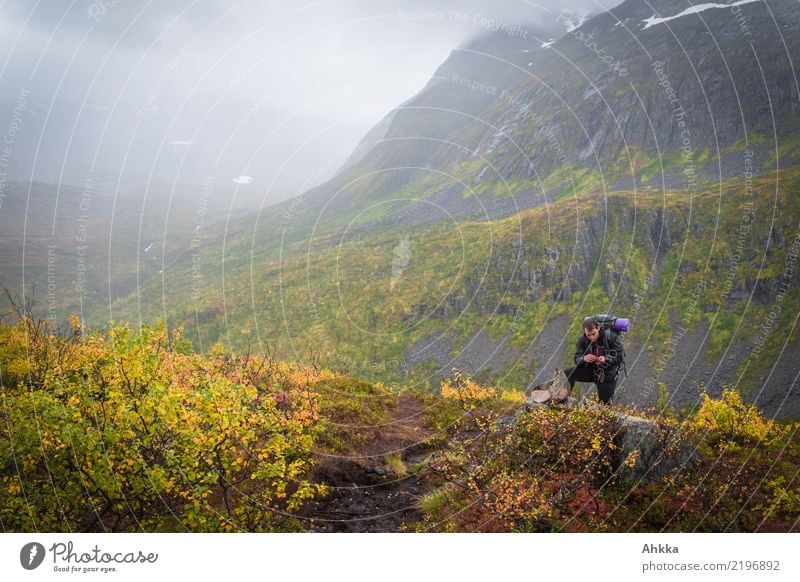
[[564, 317, 623, 405]]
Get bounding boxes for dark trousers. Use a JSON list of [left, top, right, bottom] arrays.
[[564, 366, 616, 405]]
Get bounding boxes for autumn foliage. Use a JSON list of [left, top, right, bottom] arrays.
[[0, 313, 330, 531], [425, 393, 620, 532], [421, 372, 800, 532], [2, 311, 798, 533]]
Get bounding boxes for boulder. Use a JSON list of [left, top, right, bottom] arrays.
[[611, 412, 696, 483], [527, 367, 571, 405]]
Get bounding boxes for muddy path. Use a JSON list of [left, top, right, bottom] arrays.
[[299, 392, 438, 532]]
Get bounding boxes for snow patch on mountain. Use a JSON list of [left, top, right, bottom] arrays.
[[642, 0, 761, 30], [562, 13, 587, 32]]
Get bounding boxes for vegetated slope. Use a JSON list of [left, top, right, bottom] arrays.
[[107, 166, 800, 418], [2, 318, 798, 532]]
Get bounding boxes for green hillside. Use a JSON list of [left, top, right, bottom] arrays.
[[98, 167, 800, 403]]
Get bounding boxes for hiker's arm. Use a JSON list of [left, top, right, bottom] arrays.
[[574, 338, 588, 366]]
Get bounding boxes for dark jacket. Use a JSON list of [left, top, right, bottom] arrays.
[[573, 329, 623, 381]]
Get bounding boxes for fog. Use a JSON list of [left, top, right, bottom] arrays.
[[0, 0, 621, 206]]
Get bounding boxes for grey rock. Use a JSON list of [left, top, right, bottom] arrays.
[[611, 412, 696, 484]]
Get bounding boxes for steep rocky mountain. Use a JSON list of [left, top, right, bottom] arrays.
[[293, 0, 800, 230], [170, 0, 800, 263]]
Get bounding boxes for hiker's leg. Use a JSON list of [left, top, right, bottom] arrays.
[[564, 366, 594, 388], [596, 380, 617, 405]]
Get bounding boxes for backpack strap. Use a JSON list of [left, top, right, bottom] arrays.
[[604, 328, 627, 379], [605, 328, 628, 378]]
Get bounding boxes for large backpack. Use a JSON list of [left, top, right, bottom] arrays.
[[590, 314, 629, 379]]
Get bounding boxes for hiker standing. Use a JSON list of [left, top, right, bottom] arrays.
[[564, 317, 623, 405]]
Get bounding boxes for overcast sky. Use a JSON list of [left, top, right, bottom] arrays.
[[0, 0, 622, 204]]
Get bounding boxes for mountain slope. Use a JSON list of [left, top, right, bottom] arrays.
[[291, 0, 800, 231], [172, 0, 800, 262], [105, 165, 800, 417], [18, 0, 800, 418]]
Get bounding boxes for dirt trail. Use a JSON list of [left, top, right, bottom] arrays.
[[299, 392, 437, 532]]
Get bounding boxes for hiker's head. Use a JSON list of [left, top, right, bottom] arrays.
[[583, 317, 600, 340]]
